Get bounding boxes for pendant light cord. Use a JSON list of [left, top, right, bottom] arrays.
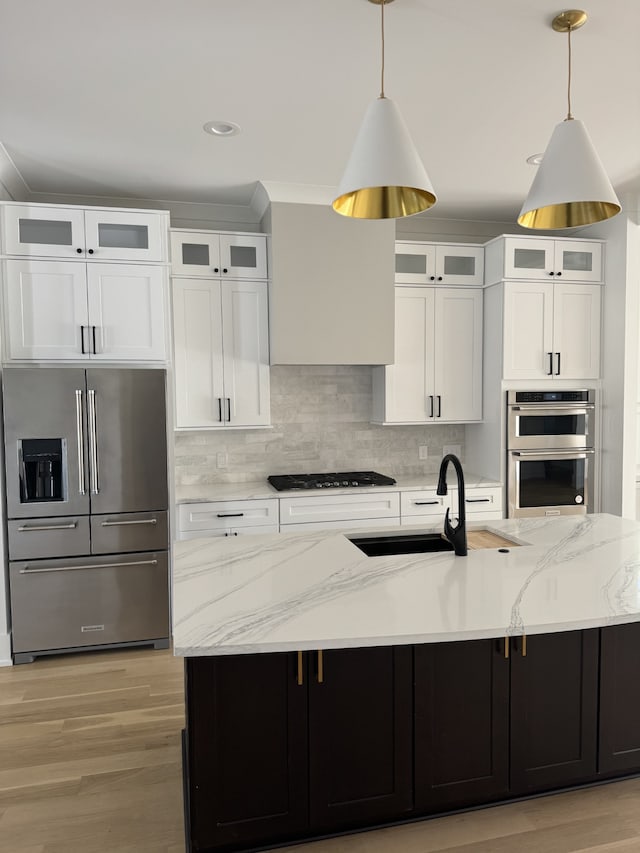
[[566, 25, 573, 120], [380, 0, 385, 98]]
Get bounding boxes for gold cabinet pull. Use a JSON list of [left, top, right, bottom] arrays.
[[504, 637, 510, 659], [297, 651, 303, 686], [522, 634, 527, 657], [317, 650, 324, 684]]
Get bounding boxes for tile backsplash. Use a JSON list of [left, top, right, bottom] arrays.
[[174, 366, 465, 485]]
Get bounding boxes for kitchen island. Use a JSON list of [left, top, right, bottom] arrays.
[[173, 514, 640, 853]]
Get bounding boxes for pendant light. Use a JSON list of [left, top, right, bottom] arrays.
[[518, 10, 621, 230], [332, 0, 436, 220]]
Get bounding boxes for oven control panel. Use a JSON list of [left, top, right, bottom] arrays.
[[510, 390, 593, 404]]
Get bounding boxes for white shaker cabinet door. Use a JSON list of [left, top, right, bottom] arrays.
[[172, 278, 225, 428], [1, 205, 87, 258], [83, 210, 166, 262], [221, 280, 271, 426], [4, 259, 89, 359], [433, 288, 482, 421], [86, 263, 167, 361], [552, 283, 601, 379], [502, 282, 554, 380]]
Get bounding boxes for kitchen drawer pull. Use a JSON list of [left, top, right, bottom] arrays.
[[216, 512, 244, 518], [19, 558, 158, 574], [101, 518, 158, 527], [17, 522, 78, 532], [414, 500, 440, 506], [465, 497, 491, 503]]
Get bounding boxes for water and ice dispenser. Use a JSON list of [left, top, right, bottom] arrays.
[[19, 438, 65, 502]]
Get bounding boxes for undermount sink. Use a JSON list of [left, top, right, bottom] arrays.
[[348, 533, 454, 557]]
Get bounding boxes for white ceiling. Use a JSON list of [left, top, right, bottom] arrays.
[[1, 0, 639, 222]]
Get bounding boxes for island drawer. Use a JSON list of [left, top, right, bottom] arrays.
[[463, 487, 503, 516], [178, 499, 279, 533], [401, 490, 450, 518], [279, 492, 400, 526]]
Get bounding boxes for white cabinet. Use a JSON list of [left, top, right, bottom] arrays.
[[485, 236, 603, 284], [372, 287, 483, 424], [172, 278, 270, 428], [177, 499, 279, 540], [4, 259, 167, 361], [502, 281, 601, 381], [459, 486, 503, 520], [395, 241, 484, 286], [400, 486, 503, 525], [279, 492, 400, 529], [170, 230, 267, 279], [1, 204, 167, 262]]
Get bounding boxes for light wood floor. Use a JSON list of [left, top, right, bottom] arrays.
[[2, 647, 640, 853]]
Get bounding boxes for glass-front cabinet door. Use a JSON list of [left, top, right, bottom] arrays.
[[395, 243, 436, 284], [553, 241, 602, 283], [170, 231, 221, 277], [436, 245, 484, 285], [503, 237, 603, 283], [503, 238, 556, 280], [219, 234, 268, 279], [83, 210, 165, 262], [1, 205, 86, 258]]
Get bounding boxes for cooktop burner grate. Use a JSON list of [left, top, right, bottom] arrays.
[[267, 471, 396, 491]]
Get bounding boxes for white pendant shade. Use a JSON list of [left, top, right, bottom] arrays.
[[332, 96, 437, 220], [518, 118, 621, 230]]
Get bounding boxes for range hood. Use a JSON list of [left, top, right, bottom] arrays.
[[254, 182, 395, 366]]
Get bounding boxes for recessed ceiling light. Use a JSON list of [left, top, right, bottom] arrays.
[[526, 153, 544, 166], [203, 120, 240, 137]]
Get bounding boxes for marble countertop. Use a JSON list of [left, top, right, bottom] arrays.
[[172, 513, 640, 657], [175, 473, 500, 504]]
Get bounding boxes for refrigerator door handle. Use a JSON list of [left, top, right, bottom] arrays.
[[75, 389, 86, 495], [87, 389, 100, 495], [19, 558, 159, 575]]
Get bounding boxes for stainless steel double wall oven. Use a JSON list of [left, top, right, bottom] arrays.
[[507, 389, 596, 518]]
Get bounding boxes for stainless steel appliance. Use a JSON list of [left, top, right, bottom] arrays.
[[267, 471, 396, 491], [507, 389, 596, 518], [3, 367, 170, 663]]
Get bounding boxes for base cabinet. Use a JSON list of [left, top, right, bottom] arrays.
[[183, 627, 631, 853], [599, 622, 640, 775]]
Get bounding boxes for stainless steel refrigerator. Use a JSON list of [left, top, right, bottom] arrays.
[[3, 367, 170, 663]]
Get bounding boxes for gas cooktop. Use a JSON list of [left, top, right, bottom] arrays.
[[267, 471, 397, 491]]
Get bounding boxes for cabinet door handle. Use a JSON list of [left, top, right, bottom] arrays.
[[437, 395, 442, 418], [522, 634, 527, 657], [297, 651, 304, 686], [92, 325, 98, 354], [415, 500, 439, 506], [217, 398, 223, 422], [226, 397, 231, 423], [555, 352, 561, 375], [80, 325, 87, 354], [504, 637, 510, 659], [428, 395, 434, 417], [216, 512, 244, 518], [317, 650, 324, 684], [547, 352, 553, 375]]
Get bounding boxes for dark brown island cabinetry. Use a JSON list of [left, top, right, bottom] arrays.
[[599, 622, 640, 775], [183, 627, 637, 853], [184, 645, 412, 853]]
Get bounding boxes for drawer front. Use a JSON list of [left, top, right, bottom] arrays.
[[178, 499, 279, 532], [280, 517, 399, 533], [178, 523, 279, 541], [279, 492, 400, 526], [462, 487, 503, 515], [10, 551, 169, 654], [91, 511, 168, 554], [401, 491, 450, 518], [7, 516, 90, 560]]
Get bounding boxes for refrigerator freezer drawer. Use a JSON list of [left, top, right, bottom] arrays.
[[9, 551, 169, 655], [90, 510, 168, 554], [7, 516, 91, 560]]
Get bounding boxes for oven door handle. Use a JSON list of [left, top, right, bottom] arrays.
[[510, 405, 594, 413], [511, 449, 595, 457]]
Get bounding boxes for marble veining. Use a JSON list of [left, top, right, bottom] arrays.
[[172, 514, 640, 657]]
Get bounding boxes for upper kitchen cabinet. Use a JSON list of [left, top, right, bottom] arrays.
[[170, 230, 267, 280], [0, 203, 168, 263], [172, 277, 270, 429], [372, 286, 483, 424], [265, 200, 394, 365], [4, 260, 167, 362], [485, 236, 603, 285], [395, 241, 484, 286]]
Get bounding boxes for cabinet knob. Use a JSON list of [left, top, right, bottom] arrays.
[[548, 271, 555, 276], [87, 249, 94, 255], [213, 267, 219, 273], [437, 276, 443, 281], [430, 276, 436, 281], [76, 248, 83, 254], [556, 271, 562, 276], [223, 268, 228, 273]]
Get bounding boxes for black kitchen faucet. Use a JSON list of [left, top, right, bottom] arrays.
[[436, 454, 468, 556]]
